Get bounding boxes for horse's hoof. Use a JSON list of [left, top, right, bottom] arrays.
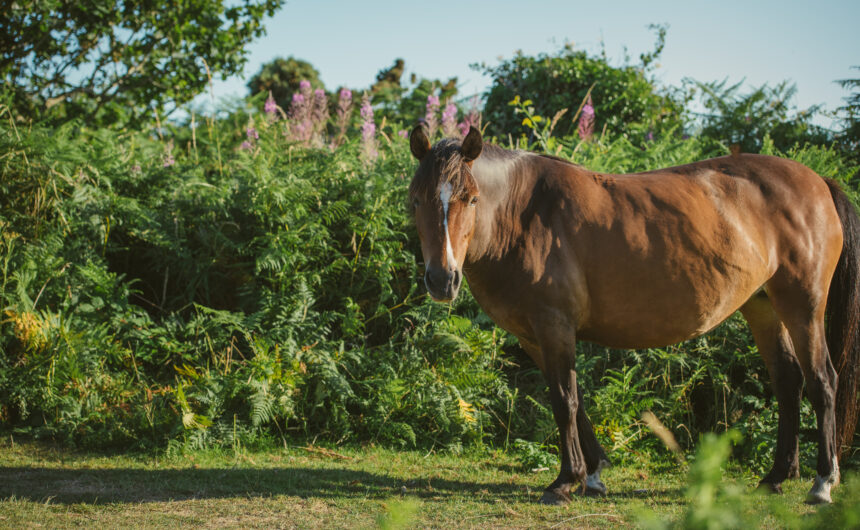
[[584, 485, 607, 497], [806, 475, 836, 505], [585, 476, 607, 497], [757, 481, 783, 494], [806, 490, 832, 505], [584, 459, 609, 496], [539, 489, 571, 505]]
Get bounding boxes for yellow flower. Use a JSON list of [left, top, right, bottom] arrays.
[[5, 310, 47, 352], [174, 363, 200, 379], [458, 398, 476, 423]]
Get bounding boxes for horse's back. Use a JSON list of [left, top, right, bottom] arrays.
[[558, 154, 841, 347]]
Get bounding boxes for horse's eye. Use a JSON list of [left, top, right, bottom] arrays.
[[412, 198, 419, 209], [469, 196, 479, 206]]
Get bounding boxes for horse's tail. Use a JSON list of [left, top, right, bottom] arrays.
[[824, 177, 860, 461]]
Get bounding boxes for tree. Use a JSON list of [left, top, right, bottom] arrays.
[[396, 77, 458, 125], [368, 58, 457, 124], [0, 0, 283, 126], [477, 27, 685, 142], [370, 58, 407, 105], [692, 79, 831, 153], [247, 57, 325, 111]]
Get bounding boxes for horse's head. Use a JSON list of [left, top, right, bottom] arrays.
[[408, 126, 483, 302]]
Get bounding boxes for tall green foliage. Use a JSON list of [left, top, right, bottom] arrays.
[[0, 108, 507, 451], [690, 79, 831, 153], [0, 80, 857, 474]]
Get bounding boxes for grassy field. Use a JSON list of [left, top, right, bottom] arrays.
[[0, 438, 843, 529]]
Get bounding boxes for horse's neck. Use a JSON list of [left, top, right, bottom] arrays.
[[466, 151, 595, 265], [466, 150, 534, 263]]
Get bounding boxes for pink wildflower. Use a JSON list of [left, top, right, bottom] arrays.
[[425, 94, 440, 138], [442, 101, 458, 137], [398, 129, 408, 139], [578, 95, 595, 140], [291, 121, 309, 142], [264, 91, 277, 116], [288, 81, 314, 144], [458, 96, 482, 137], [242, 124, 258, 152], [360, 92, 378, 162], [332, 88, 353, 149], [311, 89, 329, 147]]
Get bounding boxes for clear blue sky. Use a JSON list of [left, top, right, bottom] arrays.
[[206, 0, 859, 127]]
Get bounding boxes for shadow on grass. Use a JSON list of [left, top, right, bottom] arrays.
[[0, 465, 508, 504], [0, 464, 687, 506]]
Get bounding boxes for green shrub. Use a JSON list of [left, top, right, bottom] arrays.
[[690, 78, 831, 153], [247, 57, 325, 110], [478, 29, 685, 144]]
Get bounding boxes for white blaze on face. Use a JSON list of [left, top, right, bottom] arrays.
[[439, 181, 457, 269]]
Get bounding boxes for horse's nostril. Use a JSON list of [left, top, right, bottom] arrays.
[[424, 267, 461, 300], [424, 270, 434, 291]]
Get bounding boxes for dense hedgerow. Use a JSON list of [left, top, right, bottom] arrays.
[[0, 100, 858, 476], [0, 109, 507, 453]]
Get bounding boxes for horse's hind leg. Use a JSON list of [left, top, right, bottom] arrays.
[[767, 279, 840, 504], [740, 292, 803, 493], [793, 325, 839, 504]]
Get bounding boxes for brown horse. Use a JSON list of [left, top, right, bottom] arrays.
[[407, 126, 859, 505]]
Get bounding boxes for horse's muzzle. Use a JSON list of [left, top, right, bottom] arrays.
[[424, 266, 462, 302]]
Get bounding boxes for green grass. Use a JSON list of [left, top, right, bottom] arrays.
[[0, 439, 834, 529]]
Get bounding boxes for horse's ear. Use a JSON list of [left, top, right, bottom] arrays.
[[461, 126, 483, 162], [410, 126, 431, 160]]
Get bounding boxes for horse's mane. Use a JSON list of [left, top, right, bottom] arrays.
[[409, 138, 581, 200], [409, 138, 475, 200], [537, 153, 582, 168], [481, 141, 583, 169]]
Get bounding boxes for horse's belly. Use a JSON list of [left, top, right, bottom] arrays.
[[577, 270, 764, 349], [575, 201, 774, 349], [579, 313, 732, 349]]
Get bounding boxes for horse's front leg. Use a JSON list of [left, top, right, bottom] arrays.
[[521, 340, 610, 498], [577, 382, 611, 495], [537, 331, 587, 505]]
